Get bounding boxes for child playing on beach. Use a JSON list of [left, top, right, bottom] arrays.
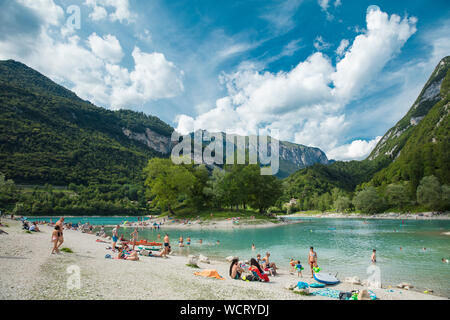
[[289, 259, 296, 274], [295, 260, 303, 277]]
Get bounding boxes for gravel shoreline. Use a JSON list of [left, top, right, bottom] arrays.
[[0, 219, 446, 300]]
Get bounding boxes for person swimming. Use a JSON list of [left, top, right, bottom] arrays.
[[252, 243, 255, 250]]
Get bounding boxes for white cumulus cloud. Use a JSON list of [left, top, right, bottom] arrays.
[[176, 6, 417, 160], [84, 0, 134, 23], [0, 0, 183, 111], [87, 33, 124, 64], [327, 136, 382, 161]]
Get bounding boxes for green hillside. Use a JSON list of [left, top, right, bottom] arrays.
[[370, 65, 450, 190], [282, 57, 450, 212], [0, 60, 173, 186]]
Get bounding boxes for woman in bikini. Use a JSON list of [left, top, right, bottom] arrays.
[[308, 247, 318, 278], [51, 225, 61, 254], [55, 218, 64, 250], [229, 258, 244, 280]]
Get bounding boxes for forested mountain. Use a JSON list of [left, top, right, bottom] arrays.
[[370, 57, 450, 190], [282, 56, 450, 212], [368, 56, 450, 162], [0, 60, 174, 185], [0, 59, 329, 185]]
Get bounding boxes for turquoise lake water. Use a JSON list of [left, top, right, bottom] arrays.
[[28, 216, 450, 297]]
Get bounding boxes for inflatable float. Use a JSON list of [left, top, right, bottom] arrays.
[[313, 272, 340, 285], [309, 282, 326, 288], [124, 240, 162, 246]]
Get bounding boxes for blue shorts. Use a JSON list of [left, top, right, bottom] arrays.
[[112, 236, 118, 242]]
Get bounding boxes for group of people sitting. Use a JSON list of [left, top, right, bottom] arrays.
[[22, 219, 40, 232], [229, 252, 278, 282]]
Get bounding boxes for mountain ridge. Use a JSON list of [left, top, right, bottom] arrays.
[[0, 59, 329, 184]]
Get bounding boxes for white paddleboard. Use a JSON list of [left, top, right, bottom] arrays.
[[314, 272, 340, 285]]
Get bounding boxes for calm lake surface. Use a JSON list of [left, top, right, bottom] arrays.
[[29, 216, 450, 297]]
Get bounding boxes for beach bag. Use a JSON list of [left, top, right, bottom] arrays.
[[339, 292, 352, 300], [242, 274, 257, 282]]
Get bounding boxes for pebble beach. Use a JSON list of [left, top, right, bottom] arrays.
[[0, 219, 446, 300]]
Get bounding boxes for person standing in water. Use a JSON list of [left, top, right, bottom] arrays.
[[186, 236, 191, 246], [179, 235, 184, 247], [163, 233, 170, 257], [131, 228, 139, 251], [371, 249, 377, 263], [252, 243, 255, 250], [308, 247, 318, 278]]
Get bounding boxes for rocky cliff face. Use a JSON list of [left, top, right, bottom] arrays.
[[121, 128, 329, 177], [122, 127, 172, 155], [279, 141, 329, 168], [368, 56, 450, 161]]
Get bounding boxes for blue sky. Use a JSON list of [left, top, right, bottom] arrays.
[[1, 0, 449, 160]]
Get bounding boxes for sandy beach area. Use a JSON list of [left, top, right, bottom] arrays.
[[0, 219, 446, 300]]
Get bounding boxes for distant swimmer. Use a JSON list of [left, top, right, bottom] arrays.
[[252, 243, 256, 250], [442, 258, 449, 263], [371, 249, 377, 263], [199, 239, 203, 245], [186, 237, 191, 246], [216, 240, 220, 245]]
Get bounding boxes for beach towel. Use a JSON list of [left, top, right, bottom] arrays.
[[194, 269, 225, 280], [310, 288, 341, 299]]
